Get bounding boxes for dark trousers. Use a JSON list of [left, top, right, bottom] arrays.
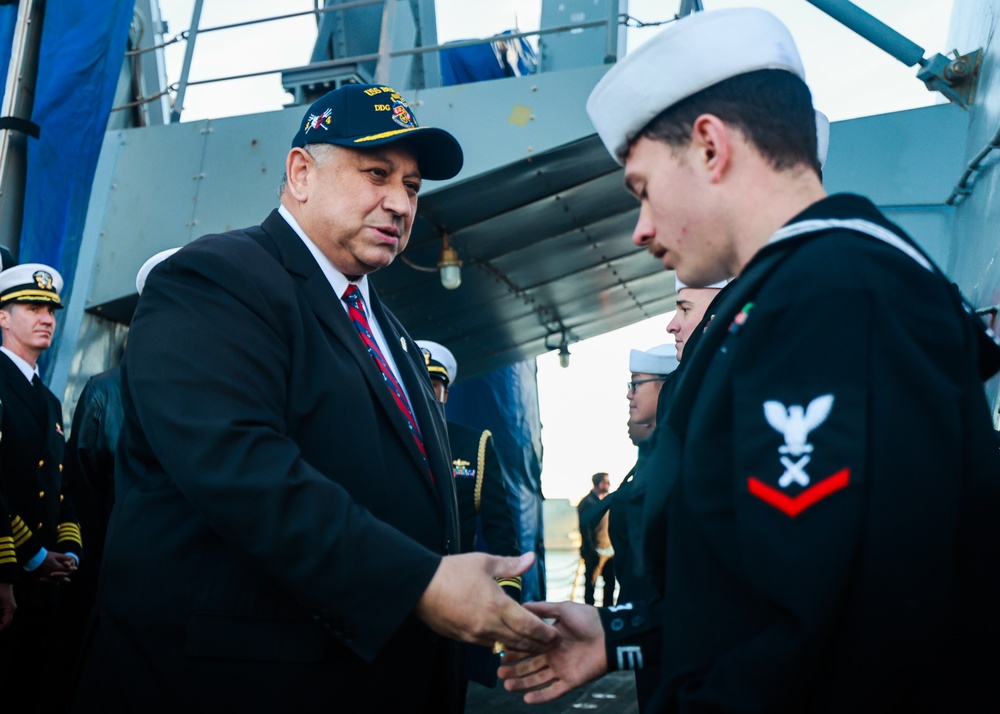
[[0, 579, 74, 713], [582, 553, 616, 606]]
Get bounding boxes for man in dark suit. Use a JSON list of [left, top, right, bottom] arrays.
[[0, 262, 82, 707], [63, 249, 176, 658], [71, 84, 556, 713]]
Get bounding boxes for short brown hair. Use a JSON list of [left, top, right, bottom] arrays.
[[638, 69, 820, 176]]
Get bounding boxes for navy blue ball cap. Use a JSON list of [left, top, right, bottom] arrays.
[[290, 84, 464, 181]]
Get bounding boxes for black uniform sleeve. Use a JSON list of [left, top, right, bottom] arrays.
[[599, 599, 661, 672], [0, 418, 17, 583]]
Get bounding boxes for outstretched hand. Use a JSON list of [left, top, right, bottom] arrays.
[[497, 600, 608, 704], [415, 552, 559, 654]]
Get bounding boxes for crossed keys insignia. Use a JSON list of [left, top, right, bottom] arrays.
[[763, 394, 834, 488]]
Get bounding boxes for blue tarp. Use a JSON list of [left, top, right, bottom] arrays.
[[0, 7, 15, 85], [1, 0, 134, 375], [448, 359, 547, 602], [440, 31, 537, 86]]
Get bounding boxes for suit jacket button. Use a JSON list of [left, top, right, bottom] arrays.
[[38, 460, 44, 468], [38, 491, 44, 498]]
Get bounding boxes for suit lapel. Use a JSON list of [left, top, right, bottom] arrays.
[[258, 211, 443, 492]]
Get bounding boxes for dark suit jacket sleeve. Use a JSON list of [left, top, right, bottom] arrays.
[[123, 236, 443, 661]]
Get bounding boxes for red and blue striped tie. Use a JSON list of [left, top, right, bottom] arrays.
[[342, 285, 433, 483]]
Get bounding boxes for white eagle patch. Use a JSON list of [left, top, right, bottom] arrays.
[[763, 394, 834, 488]]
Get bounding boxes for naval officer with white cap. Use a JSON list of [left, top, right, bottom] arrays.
[[0, 262, 83, 706], [500, 8, 1000, 711]]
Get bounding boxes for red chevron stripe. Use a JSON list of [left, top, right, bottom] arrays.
[[747, 468, 851, 517]]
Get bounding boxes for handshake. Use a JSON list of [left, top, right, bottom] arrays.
[[414, 551, 608, 705]]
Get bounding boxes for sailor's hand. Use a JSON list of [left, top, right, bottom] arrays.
[[498, 600, 607, 704], [414, 552, 558, 653]]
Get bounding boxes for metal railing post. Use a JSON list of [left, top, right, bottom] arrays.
[[170, 0, 204, 123]]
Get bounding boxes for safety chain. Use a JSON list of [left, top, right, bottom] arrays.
[[111, 85, 175, 113], [619, 13, 679, 30], [124, 30, 187, 58]]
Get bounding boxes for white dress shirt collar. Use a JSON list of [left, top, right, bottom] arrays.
[[0, 346, 39, 383], [278, 204, 372, 305]]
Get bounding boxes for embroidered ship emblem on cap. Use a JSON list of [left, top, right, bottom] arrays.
[[391, 100, 416, 129]]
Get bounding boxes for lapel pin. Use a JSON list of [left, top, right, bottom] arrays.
[[401, 337, 408, 352]]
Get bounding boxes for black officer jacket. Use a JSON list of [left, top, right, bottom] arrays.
[[606, 194, 1000, 712]]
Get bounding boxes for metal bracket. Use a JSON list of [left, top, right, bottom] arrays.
[[917, 49, 982, 109], [804, 0, 982, 109]]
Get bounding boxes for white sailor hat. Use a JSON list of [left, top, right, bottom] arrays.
[[816, 109, 830, 168], [629, 343, 679, 376], [0, 246, 15, 271], [675, 275, 728, 292], [136, 247, 182, 295], [415, 339, 457, 387], [0, 263, 64, 308], [587, 8, 804, 164]]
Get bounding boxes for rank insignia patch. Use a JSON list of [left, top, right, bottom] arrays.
[[763, 394, 833, 487], [745, 392, 852, 517]]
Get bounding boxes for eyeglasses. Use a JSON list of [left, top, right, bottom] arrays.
[[627, 377, 668, 394]]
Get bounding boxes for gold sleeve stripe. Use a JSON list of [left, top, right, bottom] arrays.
[[496, 577, 522, 590], [11, 517, 32, 547], [475, 429, 492, 514], [57, 523, 83, 545], [0, 537, 15, 565]]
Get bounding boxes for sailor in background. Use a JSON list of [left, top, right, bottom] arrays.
[[610, 343, 679, 604], [500, 8, 1000, 711], [415, 339, 521, 694], [63, 248, 181, 673], [0, 262, 82, 709]]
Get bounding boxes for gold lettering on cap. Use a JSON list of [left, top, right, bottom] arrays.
[[374, 104, 391, 111]]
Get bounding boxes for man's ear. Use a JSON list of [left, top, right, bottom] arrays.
[[690, 114, 734, 184], [284, 148, 314, 202]]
